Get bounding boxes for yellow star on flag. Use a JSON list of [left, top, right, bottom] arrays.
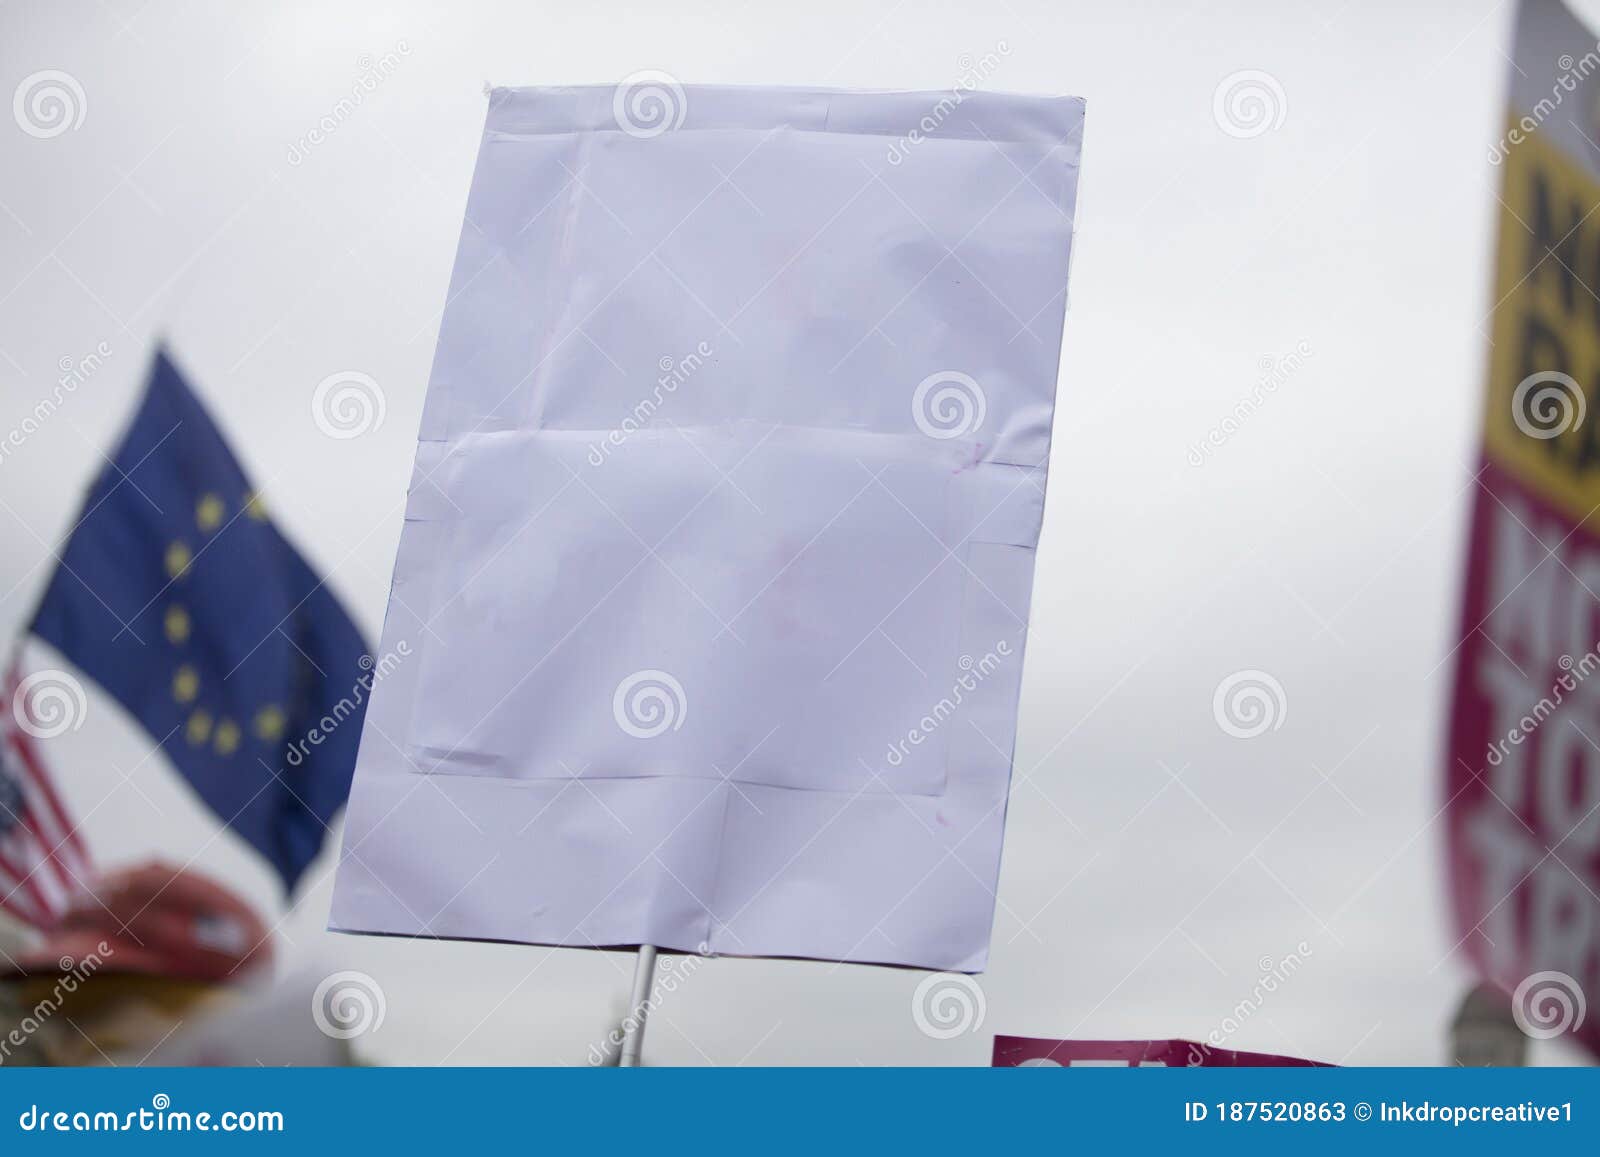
[[253, 705, 286, 742], [213, 718, 241, 756], [164, 605, 190, 644], [172, 665, 199, 703], [196, 493, 225, 533], [164, 541, 192, 580], [185, 710, 213, 746]]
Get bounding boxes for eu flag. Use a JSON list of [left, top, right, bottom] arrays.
[[30, 348, 370, 893]]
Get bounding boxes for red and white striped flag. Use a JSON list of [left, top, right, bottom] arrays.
[[0, 660, 92, 925]]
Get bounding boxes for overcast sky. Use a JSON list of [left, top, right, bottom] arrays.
[[0, 0, 1586, 1065]]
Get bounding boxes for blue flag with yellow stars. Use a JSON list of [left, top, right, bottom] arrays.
[[30, 348, 370, 893]]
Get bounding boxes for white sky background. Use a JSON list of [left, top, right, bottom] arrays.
[[0, 0, 1585, 1065]]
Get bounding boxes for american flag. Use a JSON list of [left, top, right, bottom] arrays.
[[0, 661, 92, 925]]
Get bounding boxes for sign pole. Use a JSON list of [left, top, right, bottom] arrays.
[[618, 944, 658, 1067]]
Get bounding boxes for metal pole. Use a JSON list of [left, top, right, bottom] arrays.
[[618, 944, 658, 1067]]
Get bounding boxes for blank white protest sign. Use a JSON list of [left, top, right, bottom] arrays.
[[331, 83, 1084, 971]]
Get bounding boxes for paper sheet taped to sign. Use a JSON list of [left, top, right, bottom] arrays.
[[328, 85, 1084, 971]]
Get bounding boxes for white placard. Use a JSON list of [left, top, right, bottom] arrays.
[[331, 84, 1084, 971]]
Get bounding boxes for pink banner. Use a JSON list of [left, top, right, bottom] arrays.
[[1443, 0, 1600, 1060], [1445, 458, 1600, 1059], [992, 1036, 1328, 1067]]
